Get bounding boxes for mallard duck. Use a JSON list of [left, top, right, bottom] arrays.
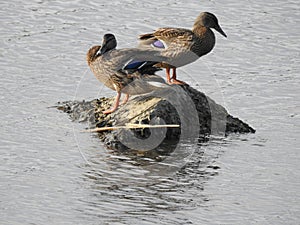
[[139, 12, 227, 84], [87, 33, 167, 114]]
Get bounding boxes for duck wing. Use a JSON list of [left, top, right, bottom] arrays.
[[139, 28, 194, 48]]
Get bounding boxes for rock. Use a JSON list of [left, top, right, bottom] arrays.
[[56, 85, 255, 156]]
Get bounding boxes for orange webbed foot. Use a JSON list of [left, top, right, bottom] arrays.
[[120, 94, 129, 105], [103, 92, 121, 114], [171, 79, 188, 85]]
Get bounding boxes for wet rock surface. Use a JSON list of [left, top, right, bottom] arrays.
[[57, 85, 255, 155]]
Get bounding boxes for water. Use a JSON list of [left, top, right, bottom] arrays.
[[1, 0, 299, 224]]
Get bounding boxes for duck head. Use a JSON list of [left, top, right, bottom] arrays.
[[86, 34, 117, 65], [98, 33, 117, 55], [193, 12, 227, 38], [86, 45, 101, 66]]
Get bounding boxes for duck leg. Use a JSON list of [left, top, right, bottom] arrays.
[[121, 93, 129, 105], [171, 68, 187, 85], [166, 67, 172, 84], [103, 91, 121, 114]]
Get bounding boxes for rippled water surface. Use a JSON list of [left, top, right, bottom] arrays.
[[1, 0, 299, 224]]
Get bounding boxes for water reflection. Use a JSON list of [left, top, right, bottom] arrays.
[[78, 138, 222, 223]]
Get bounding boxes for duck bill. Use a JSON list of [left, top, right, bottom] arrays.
[[215, 25, 227, 38], [99, 45, 107, 55]]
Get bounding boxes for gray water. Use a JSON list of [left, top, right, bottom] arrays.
[[1, 0, 299, 224]]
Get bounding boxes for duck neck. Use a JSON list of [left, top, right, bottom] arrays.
[[87, 46, 101, 66], [192, 25, 208, 37]]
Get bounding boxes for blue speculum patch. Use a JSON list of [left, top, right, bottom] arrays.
[[152, 40, 165, 48], [124, 60, 145, 69]]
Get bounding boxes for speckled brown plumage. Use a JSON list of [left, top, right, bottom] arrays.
[[86, 34, 167, 114], [139, 12, 227, 84]]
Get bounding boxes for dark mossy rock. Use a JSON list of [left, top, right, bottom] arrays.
[[57, 85, 255, 154]]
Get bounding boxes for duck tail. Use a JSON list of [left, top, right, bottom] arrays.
[[138, 36, 159, 49], [139, 33, 155, 40]]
